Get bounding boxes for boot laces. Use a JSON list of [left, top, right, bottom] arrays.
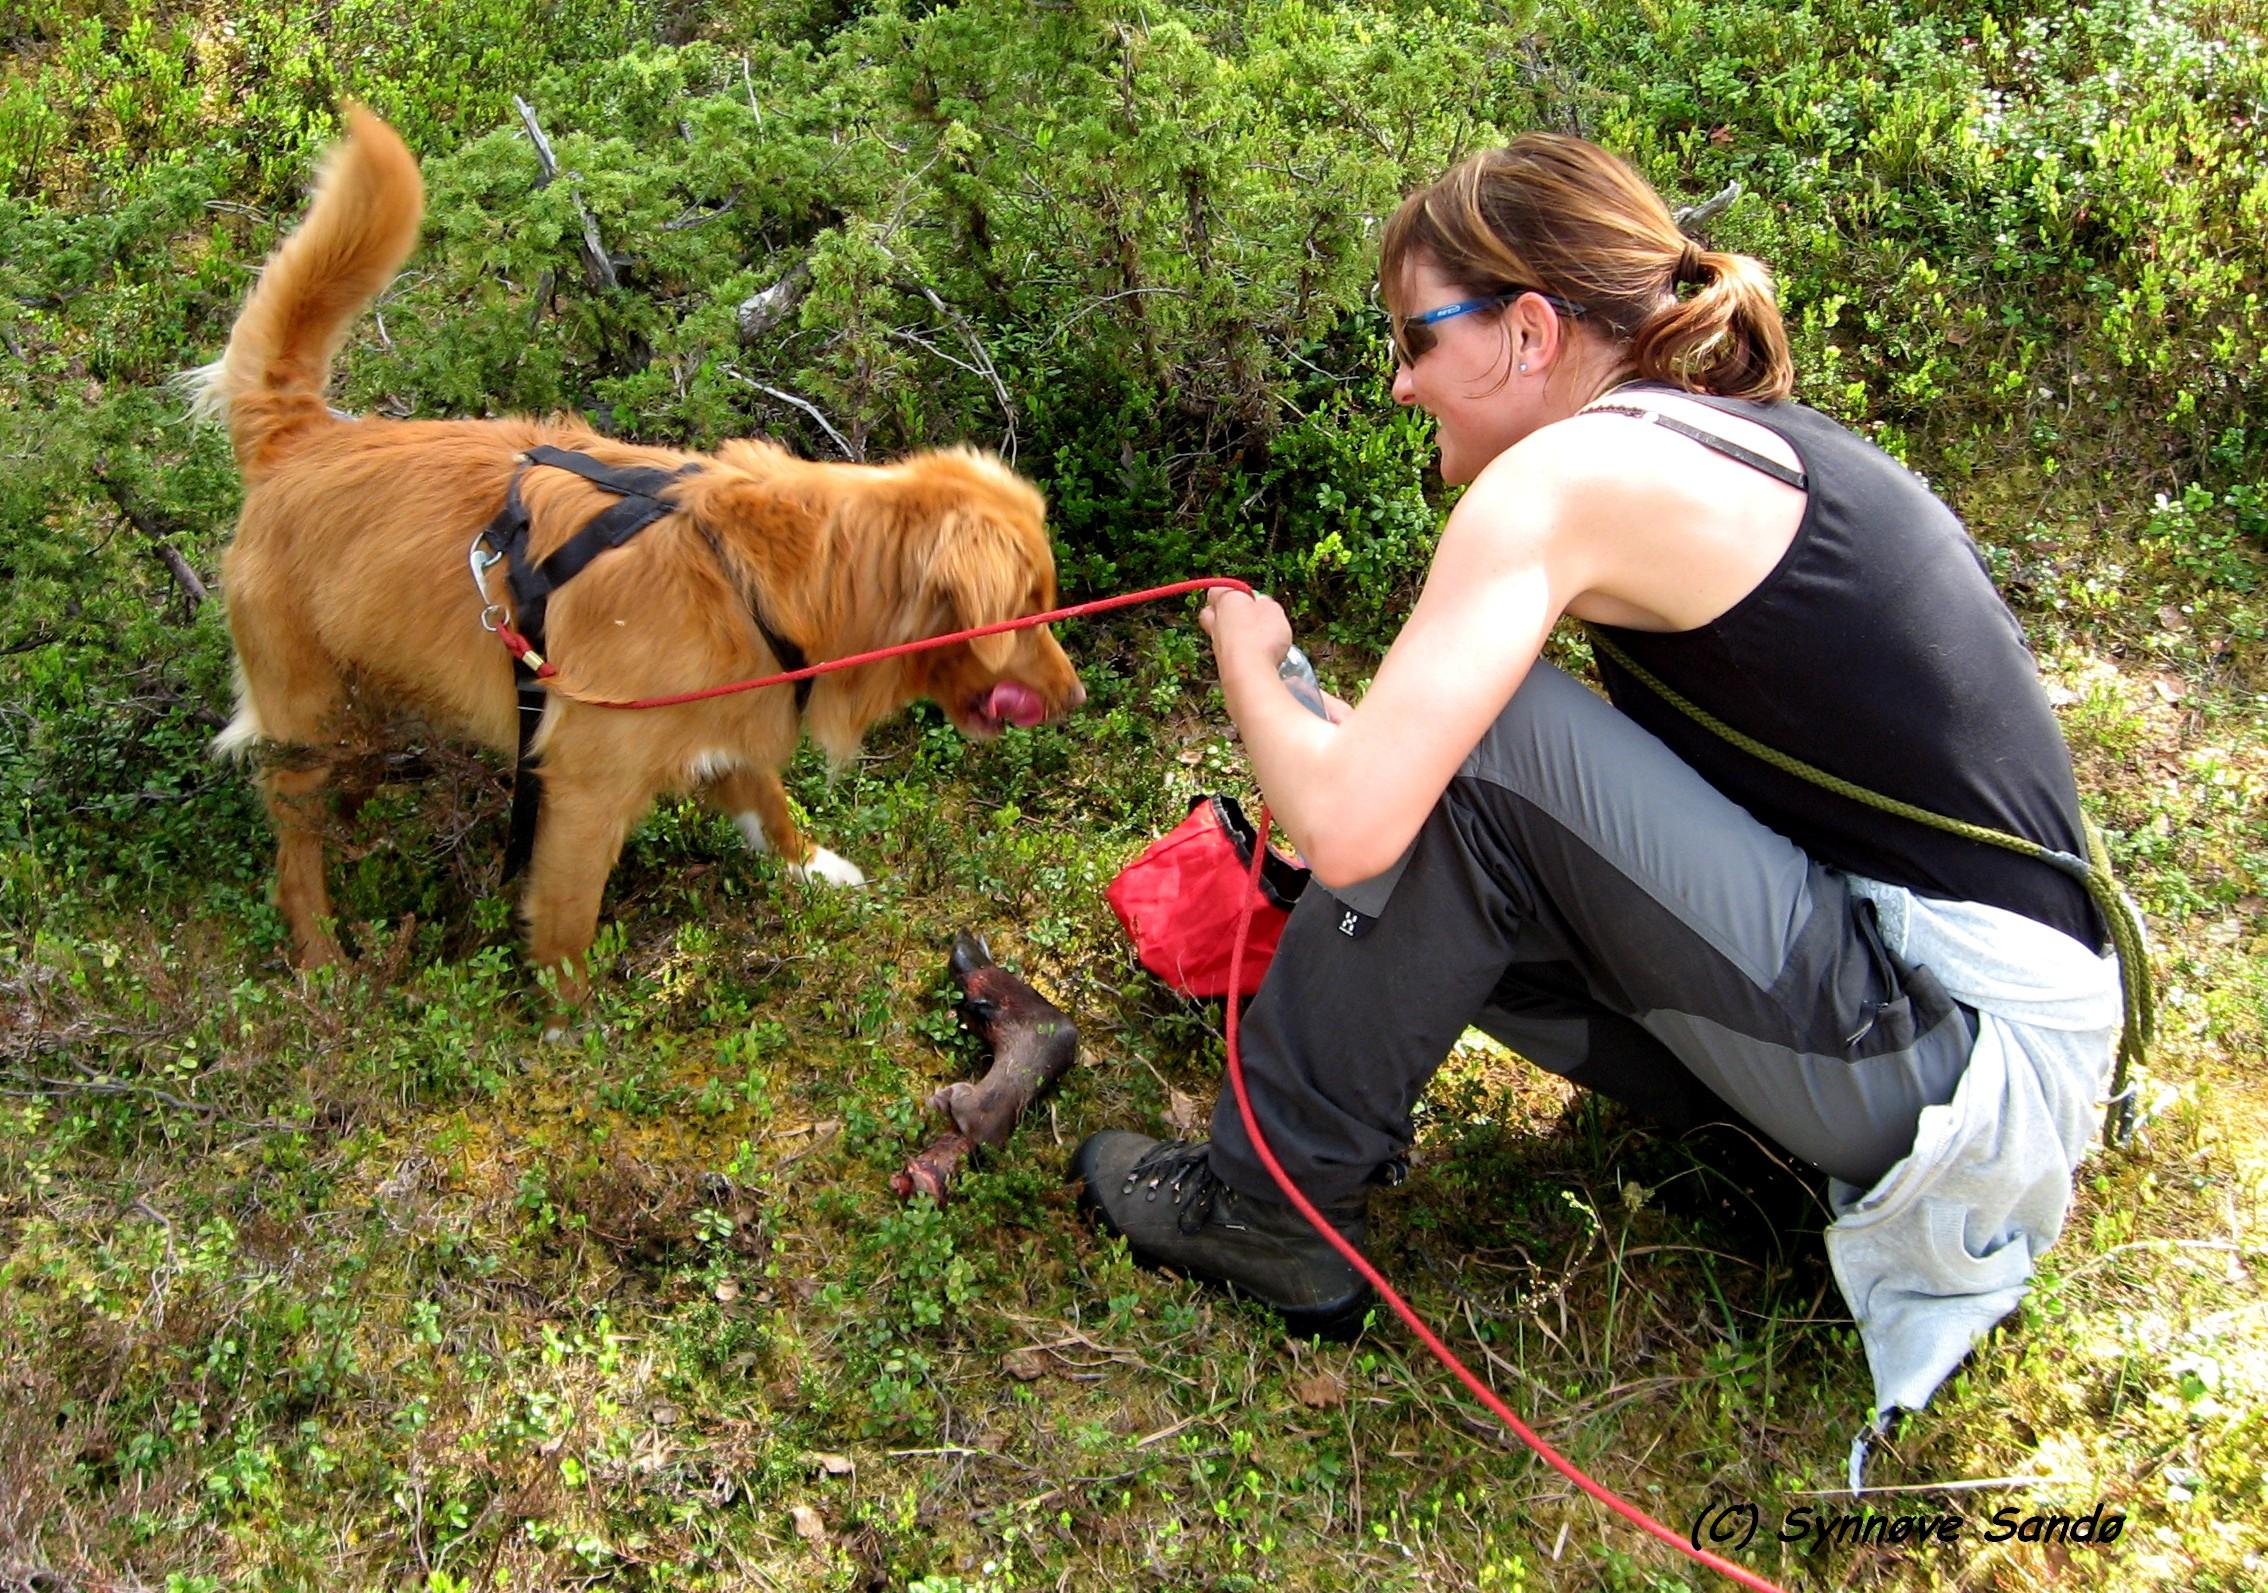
[[1120, 1140, 1241, 1235]]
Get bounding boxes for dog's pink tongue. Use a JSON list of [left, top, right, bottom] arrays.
[[984, 681, 1047, 728]]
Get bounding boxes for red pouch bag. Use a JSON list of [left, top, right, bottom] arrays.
[[1105, 795, 1310, 999]]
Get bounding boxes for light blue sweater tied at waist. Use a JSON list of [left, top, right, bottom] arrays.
[[1825, 876, 2127, 1486]]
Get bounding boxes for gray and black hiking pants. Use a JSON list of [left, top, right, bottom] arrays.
[[1208, 660, 1978, 1202]]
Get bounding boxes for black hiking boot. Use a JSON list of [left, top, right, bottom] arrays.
[[1070, 1132, 1373, 1339]]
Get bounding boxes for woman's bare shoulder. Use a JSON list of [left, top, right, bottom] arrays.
[[1453, 412, 1700, 552], [1453, 399, 1808, 631]]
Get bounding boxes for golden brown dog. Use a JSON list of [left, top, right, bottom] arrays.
[[191, 107, 1083, 1006]]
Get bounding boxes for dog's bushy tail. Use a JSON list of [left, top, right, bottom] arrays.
[[180, 104, 422, 480]]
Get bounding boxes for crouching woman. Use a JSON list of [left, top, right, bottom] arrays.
[[1074, 134, 2135, 1427]]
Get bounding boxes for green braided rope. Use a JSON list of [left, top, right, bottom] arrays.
[[1588, 631, 2152, 1145]]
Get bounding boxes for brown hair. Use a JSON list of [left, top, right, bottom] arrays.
[[1379, 134, 1793, 402]]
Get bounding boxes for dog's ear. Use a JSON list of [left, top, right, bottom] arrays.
[[926, 512, 1034, 673]]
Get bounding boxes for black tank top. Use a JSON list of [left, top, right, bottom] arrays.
[[1583, 385, 2101, 947]]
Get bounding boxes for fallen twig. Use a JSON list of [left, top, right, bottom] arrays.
[[899, 273, 1017, 460], [92, 466, 209, 610], [515, 93, 562, 183], [719, 363, 857, 459], [513, 94, 619, 291]]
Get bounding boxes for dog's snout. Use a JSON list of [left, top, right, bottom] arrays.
[[1064, 678, 1087, 713]]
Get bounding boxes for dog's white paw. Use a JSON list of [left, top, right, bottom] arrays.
[[737, 816, 865, 886], [789, 847, 867, 888]]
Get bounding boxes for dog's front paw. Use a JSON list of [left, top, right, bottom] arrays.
[[788, 846, 867, 888]]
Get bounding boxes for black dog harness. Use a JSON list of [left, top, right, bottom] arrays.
[[472, 445, 811, 880]]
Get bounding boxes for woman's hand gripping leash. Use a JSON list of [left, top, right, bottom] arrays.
[[1199, 586, 1341, 722], [1218, 623, 1791, 1593]]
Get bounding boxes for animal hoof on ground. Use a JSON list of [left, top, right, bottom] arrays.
[[949, 932, 1073, 1059], [948, 929, 994, 986]]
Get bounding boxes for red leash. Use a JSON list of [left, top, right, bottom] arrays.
[[508, 577, 1254, 708], [523, 573, 1790, 1588]]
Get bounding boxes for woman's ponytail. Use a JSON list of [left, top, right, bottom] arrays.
[[1629, 247, 1794, 401]]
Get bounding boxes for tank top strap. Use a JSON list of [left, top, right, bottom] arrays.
[[1583, 402, 1808, 492]]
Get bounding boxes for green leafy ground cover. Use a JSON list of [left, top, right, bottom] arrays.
[[3, 0, 2264, 1587]]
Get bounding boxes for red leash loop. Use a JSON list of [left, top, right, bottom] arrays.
[[1226, 802, 1793, 1593], [494, 620, 556, 679]]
